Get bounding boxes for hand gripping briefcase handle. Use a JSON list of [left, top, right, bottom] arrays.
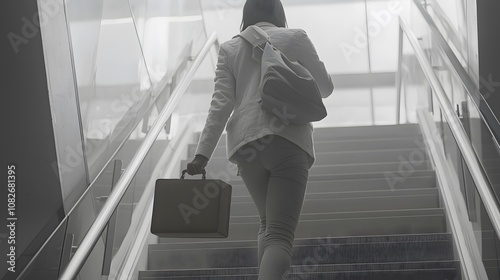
[[181, 169, 206, 180], [151, 168, 232, 238]]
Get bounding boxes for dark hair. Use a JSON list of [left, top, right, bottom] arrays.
[[240, 0, 288, 32]]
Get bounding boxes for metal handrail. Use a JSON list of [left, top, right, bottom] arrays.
[[398, 14, 500, 250], [398, 16, 498, 279], [412, 0, 500, 156], [59, 31, 219, 280], [16, 45, 196, 280]]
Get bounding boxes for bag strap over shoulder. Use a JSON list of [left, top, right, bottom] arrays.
[[238, 25, 270, 49]]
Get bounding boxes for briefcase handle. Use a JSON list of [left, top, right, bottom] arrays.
[[181, 169, 206, 180]]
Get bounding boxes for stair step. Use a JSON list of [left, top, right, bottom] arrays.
[[184, 161, 434, 182], [309, 161, 433, 175], [194, 124, 423, 146], [308, 124, 424, 139], [225, 170, 435, 183], [229, 188, 439, 216], [205, 149, 430, 166], [154, 232, 451, 249], [178, 157, 500, 179], [143, 124, 461, 279], [227, 175, 436, 196], [140, 261, 459, 280], [186, 153, 431, 177], [149, 233, 453, 269], [233, 188, 438, 201], [189, 161, 435, 182], [158, 208, 446, 244], [188, 136, 427, 158]]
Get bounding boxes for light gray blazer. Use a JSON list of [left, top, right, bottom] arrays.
[[194, 21, 334, 170]]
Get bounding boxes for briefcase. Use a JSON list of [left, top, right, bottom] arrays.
[[151, 169, 232, 238]]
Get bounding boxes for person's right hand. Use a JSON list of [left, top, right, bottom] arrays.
[[186, 154, 208, 175]]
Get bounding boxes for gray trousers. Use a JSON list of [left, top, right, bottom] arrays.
[[233, 135, 310, 280]]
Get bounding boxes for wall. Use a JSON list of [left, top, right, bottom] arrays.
[[477, 0, 500, 121], [2, 0, 66, 278]]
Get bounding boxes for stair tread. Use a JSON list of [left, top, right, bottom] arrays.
[[143, 125, 462, 279], [200, 170, 436, 183], [149, 231, 455, 270], [232, 188, 438, 201], [140, 261, 459, 278], [151, 232, 452, 250], [157, 208, 446, 245], [195, 124, 424, 144], [230, 207, 444, 221], [192, 136, 427, 150]]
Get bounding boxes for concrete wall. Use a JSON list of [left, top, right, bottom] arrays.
[[2, 0, 66, 278], [477, 0, 500, 121]]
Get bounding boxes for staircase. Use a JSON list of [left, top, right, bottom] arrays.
[[139, 124, 461, 279]]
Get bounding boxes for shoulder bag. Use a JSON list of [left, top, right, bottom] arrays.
[[238, 26, 327, 125]]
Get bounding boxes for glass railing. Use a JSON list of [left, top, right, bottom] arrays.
[[14, 1, 217, 278], [14, 37, 212, 279], [398, 4, 500, 278], [409, 0, 500, 209], [65, 0, 209, 189], [424, 0, 469, 68], [51, 31, 218, 280]]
